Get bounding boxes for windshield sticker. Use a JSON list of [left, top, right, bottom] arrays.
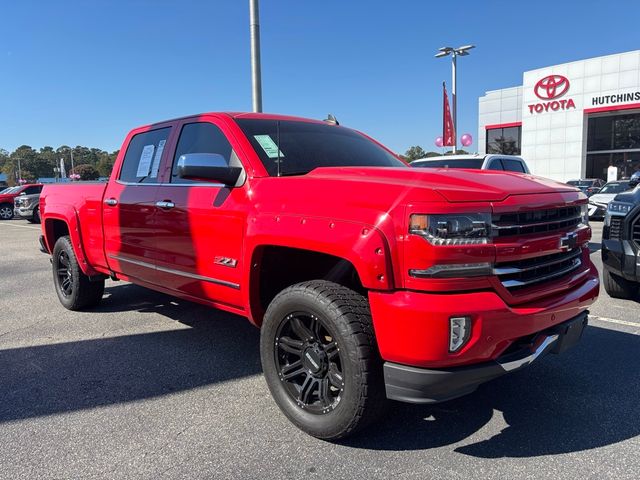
[[254, 135, 284, 159], [149, 139, 166, 178], [136, 144, 155, 178]]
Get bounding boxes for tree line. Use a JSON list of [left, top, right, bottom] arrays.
[[401, 145, 469, 162], [0, 143, 468, 186], [0, 145, 119, 185]]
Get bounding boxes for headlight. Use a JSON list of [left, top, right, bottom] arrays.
[[580, 204, 589, 225], [608, 201, 634, 216], [409, 213, 491, 245]]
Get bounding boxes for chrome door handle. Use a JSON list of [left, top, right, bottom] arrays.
[[104, 198, 118, 206], [155, 201, 175, 209]]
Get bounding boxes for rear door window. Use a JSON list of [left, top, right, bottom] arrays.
[[119, 127, 172, 183], [22, 185, 43, 195], [501, 158, 526, 173], [487, 159, 504, 171]]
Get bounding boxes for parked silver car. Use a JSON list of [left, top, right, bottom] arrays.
[[14, 192, 42, 223], [587, 180, 631, 219], [411, 154, 530, 174]]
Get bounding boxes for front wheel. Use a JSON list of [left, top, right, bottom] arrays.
[[260, 280, 386, 440], [603, 268, 637, 299], [0, 203, 13, 220], [52, 235, 105, 310]]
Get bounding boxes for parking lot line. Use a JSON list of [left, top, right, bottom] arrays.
[[0, 222, 41, 230], [590, 315, 640, 331]]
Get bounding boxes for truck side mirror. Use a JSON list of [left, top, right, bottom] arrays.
[[177, 153, 242, 186]]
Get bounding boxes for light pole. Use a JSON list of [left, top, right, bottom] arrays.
[[435, 45, 475, 154], [249, 0, 263, 112], [15, 157, 22, 183]]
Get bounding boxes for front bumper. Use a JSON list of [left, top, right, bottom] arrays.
[[369, 267, 599, 370], [384, 312, 588, 403], [602, 237, 639, 282], [588, 203, 607, 219], [14, 206, 34, 218]]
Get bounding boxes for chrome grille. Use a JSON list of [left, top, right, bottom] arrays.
[[609, 216, 623, 240], [633, 217, 640, 245], [494, 248, 582, 291], [492, 206, 581, 237]]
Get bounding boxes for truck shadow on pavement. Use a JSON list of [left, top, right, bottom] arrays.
[[0, 283, 262, 424], [343, 324, 640, 456], [1, 283, 638, 458]]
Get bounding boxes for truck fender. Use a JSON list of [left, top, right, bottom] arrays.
[[242, 214, 394, 325], [43, 206, 101, 277]]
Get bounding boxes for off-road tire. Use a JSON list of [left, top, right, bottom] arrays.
[[603, 268, 637, 299], [260, 280, 386, 440], [52, 235, 105, 310], [28, 207, 40, 224]]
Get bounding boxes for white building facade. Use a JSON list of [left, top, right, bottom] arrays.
[[478, 50, 640, 182]]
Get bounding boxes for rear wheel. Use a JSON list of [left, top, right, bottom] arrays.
[[0, 203, 13, 220], [603, 268, 637, 299], [260, 280, 386, 440], [52, 236, 105, 310]]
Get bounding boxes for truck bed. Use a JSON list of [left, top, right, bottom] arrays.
[[41, 181, 109, 273]]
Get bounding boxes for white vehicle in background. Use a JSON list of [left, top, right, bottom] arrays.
[[411, 154, 530, 174], [587, 180, 631, 220]]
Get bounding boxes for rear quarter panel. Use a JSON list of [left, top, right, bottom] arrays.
[[41, 182, 109, 275]]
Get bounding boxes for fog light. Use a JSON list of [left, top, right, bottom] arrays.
[[449, 316, 471, 352]]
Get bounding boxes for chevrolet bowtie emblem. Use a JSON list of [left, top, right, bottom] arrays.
[[559, 232, 578, 251]]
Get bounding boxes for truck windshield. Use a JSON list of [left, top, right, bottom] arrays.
[[412, 159, 484, 169], [235, 119, 405, 176], [599, 181, 630, 194], [567, 180, 595, 187]]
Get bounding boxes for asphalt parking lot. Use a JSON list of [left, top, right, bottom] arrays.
[[0, 219, 638, 479]]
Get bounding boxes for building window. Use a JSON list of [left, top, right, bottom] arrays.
[[587, 112, 640, 151], [486, 126, 521, 155], [586, 112, 640, 180]]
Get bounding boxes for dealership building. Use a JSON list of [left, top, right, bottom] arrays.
[[478, 50, 640, 182]]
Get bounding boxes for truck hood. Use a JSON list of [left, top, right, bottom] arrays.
[[612, 186, 640, 204], [306, 167, 577, 203], [588, 193, 616, 205], [0, 194, 17, 202]]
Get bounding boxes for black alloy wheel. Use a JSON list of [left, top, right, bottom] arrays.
[[52, 235, 105, 310], [56, 250, 74, 297], [260, 280, 386, 440], [275, 312, 345, 414]]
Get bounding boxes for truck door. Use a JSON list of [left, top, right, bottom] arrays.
[[152, 120, 246, 309], [103, 126, 173, 282]]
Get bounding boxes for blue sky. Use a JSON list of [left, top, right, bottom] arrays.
[[1, 0, 639, 154]]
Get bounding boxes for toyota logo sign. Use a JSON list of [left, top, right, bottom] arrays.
[[534, 75, 570, 100]]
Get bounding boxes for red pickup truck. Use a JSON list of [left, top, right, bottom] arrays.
[[40, 112, 599, 439]]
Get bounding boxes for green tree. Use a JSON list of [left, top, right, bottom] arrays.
[[404, 145, 428, 161], [71, 164, 99, 180], [97, 156, 116, 177], [443, 149, 469, 155]]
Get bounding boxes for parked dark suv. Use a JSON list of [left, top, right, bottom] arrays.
[[601, 172, 640, 298]]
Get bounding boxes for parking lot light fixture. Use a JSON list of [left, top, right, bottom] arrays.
[[434, 45, 475, 153]]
